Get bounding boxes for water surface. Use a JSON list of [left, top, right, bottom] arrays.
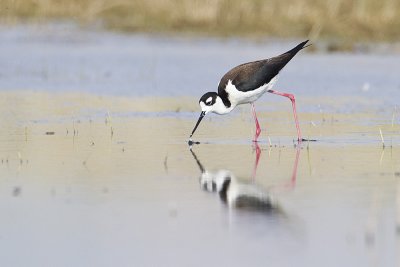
[[0, 24, 400, 267]]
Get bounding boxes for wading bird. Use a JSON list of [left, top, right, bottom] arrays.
[[189, 40, 310, 143]]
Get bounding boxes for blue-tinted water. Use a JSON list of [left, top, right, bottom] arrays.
[[1, 23, 400, 267]]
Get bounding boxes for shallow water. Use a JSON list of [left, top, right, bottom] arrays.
[[1, 24, 400, 267]]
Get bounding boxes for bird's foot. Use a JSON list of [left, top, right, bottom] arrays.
[[299, 138, 317, 142], [188, 139, 201, 146], [252, 131, 261, 143]]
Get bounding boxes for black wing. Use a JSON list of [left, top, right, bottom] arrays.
[[218, 40, 309, 93]]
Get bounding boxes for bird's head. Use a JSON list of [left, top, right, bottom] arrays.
[[199, 92, 220, 114], [189, 92, 226, 138]]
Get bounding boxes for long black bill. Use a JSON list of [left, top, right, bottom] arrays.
[[190, 111, 206, 138]]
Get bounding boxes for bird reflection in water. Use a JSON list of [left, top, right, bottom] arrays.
[[190, 144, 301, 213]]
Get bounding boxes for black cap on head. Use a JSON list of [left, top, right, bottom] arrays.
[[199, 92, 218, 106]]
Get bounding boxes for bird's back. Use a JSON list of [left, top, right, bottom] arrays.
[[218, 40, 309, 94]]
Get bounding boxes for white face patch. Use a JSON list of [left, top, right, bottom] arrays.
[[200, 96, 232, 115], [199, 102, 209, 112], [205, 96, 212, 104]]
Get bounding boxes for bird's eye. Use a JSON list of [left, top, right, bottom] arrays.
[[205, 97, 213, 105]]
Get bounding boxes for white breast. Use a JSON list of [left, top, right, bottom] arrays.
[[225, 76, 278, 106]]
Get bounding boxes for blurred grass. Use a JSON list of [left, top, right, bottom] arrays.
[[1, 0, 400, 42]]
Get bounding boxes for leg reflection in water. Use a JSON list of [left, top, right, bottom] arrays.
[[189, 144, 301, 212]]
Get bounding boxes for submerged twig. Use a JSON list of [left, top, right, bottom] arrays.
[[164, 154, 168, 174], [379, 127, 385, 148], [379, 149, 385, 166], [391, 107, 396, 128], [106, 110, 114, 138], [391, 106, 397, 147], [72, 113, 77, 136], [308, 120, 317, 149], [319, 104, 325, 123], [18, 151, 22, 165]]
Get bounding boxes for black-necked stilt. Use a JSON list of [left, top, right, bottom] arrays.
[[189, 40, 310, 143]]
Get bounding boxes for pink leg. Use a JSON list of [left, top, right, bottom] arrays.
[[251, 103, 261, 142], [287, 147, 301, 189], [268, 90, 302, 142], [270, 146, 301, 192], [251, 142, 261, 181]]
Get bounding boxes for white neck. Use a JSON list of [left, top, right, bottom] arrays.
[[212, 97, 234, 115]]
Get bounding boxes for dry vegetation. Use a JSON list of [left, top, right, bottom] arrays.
[[1, 0, 400, 41]]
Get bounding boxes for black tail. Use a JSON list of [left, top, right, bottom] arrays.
[[264, 40, 309, 77], [285, 40, 310, 54], [277, 40, 309, 62]]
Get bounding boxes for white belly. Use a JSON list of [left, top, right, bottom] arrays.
[[225, 76, 278, 106]]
